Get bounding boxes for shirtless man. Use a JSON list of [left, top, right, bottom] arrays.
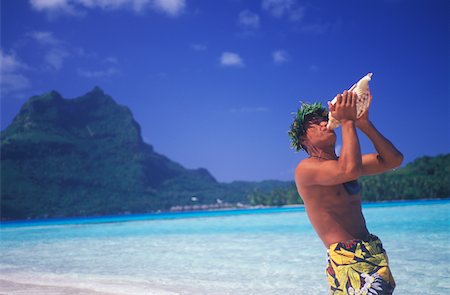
[[289, 91, 403, 294]]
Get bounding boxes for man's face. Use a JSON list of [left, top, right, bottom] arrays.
[[304, 116, 335, 147]]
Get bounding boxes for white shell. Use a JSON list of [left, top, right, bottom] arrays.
[[326, 73, 373, 130]]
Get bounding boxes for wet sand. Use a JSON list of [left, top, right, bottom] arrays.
[[0, 278, 179, 295], [0, 279, 117, 295]]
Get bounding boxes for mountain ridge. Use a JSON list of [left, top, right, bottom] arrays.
[[1, 87, 222, 220]]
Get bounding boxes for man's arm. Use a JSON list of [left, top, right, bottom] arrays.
[[358, 121, 403, 175], [297, 92, 362, 186], [297, 121, 362, 186]]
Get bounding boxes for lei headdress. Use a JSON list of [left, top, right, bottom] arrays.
[[288, 102, 328, 152]]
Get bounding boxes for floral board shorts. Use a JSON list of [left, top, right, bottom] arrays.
[[326, 234, 396, 295]]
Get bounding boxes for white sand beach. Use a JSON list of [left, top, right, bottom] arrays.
[[0, 274, 180, 295], [0, 279, 117, 295]]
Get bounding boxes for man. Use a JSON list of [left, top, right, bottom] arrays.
[[288, 91, 403, 295]]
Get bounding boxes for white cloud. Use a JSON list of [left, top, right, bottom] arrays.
[[29, 0, 80, 15], [220, 52, 244, 67], [0, 50, 32, 97], [29, 31, 62, 46], [104, 56, 119, 63], [1, 50, 30, 73], [29, 31, 70, 71], [238, 10, 260, 29], [78, 0, 149, 10], [262, 0, 305, 21], [152, 0, 185, 16], [45, 48, 70, 71], [77, 67, 119, 78], [27, 30, 121, 76], [273, 49, 289, 64], [262, 0, 291, 17], [190, 43, 207, 51], [29, 0, 186, 16], [74, 47, 97, 58], [1, 73, 31, 95]]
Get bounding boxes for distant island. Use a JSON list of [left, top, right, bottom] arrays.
[[1, 88, 448, 221]]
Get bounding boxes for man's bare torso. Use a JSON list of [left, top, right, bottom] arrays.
[[296, 158, 370, 248]]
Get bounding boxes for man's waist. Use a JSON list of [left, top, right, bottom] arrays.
[[327, 233, 381, 251]]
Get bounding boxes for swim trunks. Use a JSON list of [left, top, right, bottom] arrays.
[[326, 234, 395, 295]]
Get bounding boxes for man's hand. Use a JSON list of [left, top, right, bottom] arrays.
[[328, 91, 357, 123], [355, 93, 373, 129]]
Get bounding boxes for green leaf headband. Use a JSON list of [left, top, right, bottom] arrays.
[[288, 102, 328, 152]]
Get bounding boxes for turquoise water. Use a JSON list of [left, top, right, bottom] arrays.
[[1, 200, 449, 294]]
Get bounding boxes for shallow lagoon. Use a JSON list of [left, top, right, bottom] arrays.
[[1, 200, 449, 294]]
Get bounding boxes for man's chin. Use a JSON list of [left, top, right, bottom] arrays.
[[326, 131, 336, 138], [329, 134, 337, 145]]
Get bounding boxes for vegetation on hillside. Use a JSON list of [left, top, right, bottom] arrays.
[[0, 89, 293, 220]]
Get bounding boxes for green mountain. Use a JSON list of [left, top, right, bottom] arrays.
[[0, 88, 223, 220], [1, 88, 290, 220]]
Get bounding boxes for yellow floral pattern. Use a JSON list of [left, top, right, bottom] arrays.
[[326, 234, 395, 295]]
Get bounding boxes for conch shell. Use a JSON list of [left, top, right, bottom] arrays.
[[326, 73, 373, 130]]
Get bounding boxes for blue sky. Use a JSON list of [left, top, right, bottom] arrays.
[[1, 0, 449, 182]]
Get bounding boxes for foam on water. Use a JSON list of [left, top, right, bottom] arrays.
[[1, 200, 449, 295]]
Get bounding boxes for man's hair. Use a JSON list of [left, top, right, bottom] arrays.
[[288, 102, 328, 152]]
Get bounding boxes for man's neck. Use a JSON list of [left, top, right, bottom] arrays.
[[308, 150, 337, 160]]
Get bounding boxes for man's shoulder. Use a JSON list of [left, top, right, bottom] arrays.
[[295, 158, 316, 180], [296, 157, 335, 186], [296, 157, 318, 170]]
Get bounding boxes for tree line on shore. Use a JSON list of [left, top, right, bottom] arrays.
[[247, 154, 450, 206]]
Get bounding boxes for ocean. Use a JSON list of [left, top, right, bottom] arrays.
[[1, 200, 449, 295]]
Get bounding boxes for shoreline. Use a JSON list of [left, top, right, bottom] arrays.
[[0, 276, 180, 295], [1, 197, 448, 225], [0, 279, 117, 295]]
